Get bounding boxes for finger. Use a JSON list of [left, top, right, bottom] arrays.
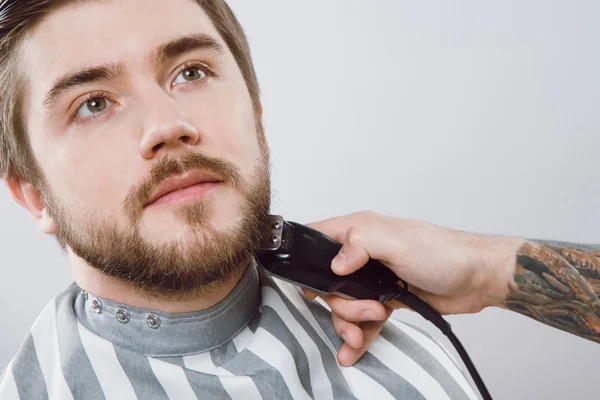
[[320, 294, 387, 322], [308, 213, 401, 280], [337, 308, 394, 366], [306, 216, 368, 276], [330, 226, 372, 276], [332, 313, 364, 349], [329, 224, 399, 279], [301, 288, 318, 300]]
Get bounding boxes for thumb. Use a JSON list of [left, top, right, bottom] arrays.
[[307, 212, 395, 276], [331, 226, 372, 276]]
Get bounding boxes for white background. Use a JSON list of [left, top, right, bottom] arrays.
[[1, 1, 599, 399]]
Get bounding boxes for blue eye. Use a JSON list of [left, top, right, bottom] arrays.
[[173, 66, 207, 85], [76, 97, 110, 118]]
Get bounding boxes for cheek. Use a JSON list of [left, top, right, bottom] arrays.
[[191, 82, 260, 167], [35, 134, 138, 216]]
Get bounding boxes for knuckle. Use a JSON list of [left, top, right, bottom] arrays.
[[346, 226, 362, 246], [332, 313, 348, 328], [326, 296, 345, 312], [358, 210, 377, 219]]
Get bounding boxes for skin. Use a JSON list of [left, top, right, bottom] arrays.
[[5, 0, 379, 365], [304, 211, 600, 366], [8, 0, 266, 312]]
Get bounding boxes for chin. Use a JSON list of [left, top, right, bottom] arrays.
[[144, 210, 232, 241]]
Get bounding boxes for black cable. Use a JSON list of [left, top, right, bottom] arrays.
[[392, 287, 493, 400], [446, 330, 492, 400]]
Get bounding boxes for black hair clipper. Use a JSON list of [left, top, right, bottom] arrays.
[[256, 215, 401, 303], [255, 215, 493, 400]]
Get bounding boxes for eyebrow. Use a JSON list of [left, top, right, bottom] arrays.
[[43, 62, 125, 107], [43, 33, 225, 108], [151, 33, 225, 66]]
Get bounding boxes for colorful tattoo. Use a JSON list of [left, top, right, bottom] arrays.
[[503, 240, 600, 342]]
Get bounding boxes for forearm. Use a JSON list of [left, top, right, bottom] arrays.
[[491, 238, 600, 342]]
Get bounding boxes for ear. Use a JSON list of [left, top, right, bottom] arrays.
[[6, 179, 58, 234]]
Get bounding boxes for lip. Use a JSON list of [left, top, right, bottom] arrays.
[[145, 170, 224, 207]]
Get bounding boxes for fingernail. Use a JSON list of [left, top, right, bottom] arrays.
[[341, 333, 348, 342], [331, 252, 346, 273]]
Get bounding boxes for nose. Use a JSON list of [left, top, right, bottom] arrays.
[[138, 91, 200, 159]]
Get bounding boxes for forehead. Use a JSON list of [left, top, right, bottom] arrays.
[[20, 0, 222, 96]]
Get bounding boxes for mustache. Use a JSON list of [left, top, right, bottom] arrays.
[[122, 150, 242, 221]]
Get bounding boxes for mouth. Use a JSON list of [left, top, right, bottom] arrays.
[[145, 170, 224, 208]]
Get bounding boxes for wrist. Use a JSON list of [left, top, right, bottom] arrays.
[[478, 235, 525, 309]]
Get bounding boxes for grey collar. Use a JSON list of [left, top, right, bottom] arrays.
[[74, 259, 261, 357]]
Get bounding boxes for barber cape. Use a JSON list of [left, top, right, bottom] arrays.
[[0, 259, 478, 400]]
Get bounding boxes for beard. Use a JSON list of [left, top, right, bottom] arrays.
[[39, 135, 272, 301]]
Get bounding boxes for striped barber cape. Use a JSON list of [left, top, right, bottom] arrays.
[[0, 259, 479, 400]]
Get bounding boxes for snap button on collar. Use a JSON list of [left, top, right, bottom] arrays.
[[116, 308, 130, 324], [90, 298, 102, 314], [146, 313, 161, 329]]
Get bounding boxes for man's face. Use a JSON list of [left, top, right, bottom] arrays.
[[18, 0, 271, 297]]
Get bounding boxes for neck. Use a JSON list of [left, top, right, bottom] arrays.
[[69, 249, 248, 314]]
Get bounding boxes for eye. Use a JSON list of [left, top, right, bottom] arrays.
[[173, 66, 208, 85], [76, 97, 111, 119]]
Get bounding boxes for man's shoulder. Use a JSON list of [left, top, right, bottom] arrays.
[[348, 316, 478, 400], [0, 366, 14, 399], [1, 283, 80, 398], [5, 295, 59, 368], [264, 275, 478, 399], [265, 273, 463, 369], [379, 316, 463, 370]]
